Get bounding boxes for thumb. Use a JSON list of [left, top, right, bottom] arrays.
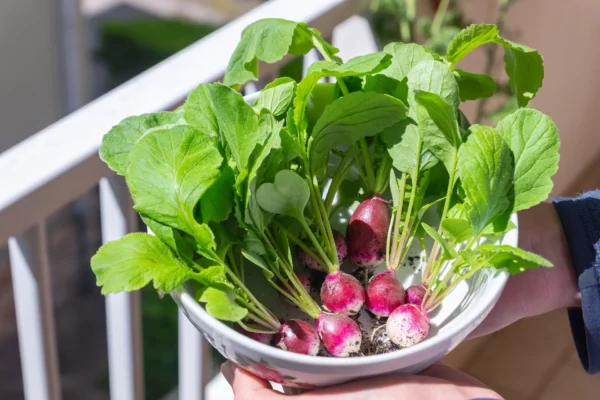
[[221, 362, 282, 400]]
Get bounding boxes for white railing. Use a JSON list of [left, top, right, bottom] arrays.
[[0, 0, 375, 398]]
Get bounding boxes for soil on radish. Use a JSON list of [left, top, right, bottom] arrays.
[[359, 319, 400, 356], [350, 267, 372, 286]]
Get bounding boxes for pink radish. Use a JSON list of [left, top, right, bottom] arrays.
[[320, 271, 365, 315], [386, 303, 430, 347], [333, 230, 348, 264], [405, 283, 427, 307], [274, 320, 320, 356], [297, 246, 323, 271], [236, 326, 274, 345], [365, 271, 405, 318], [297, 230, 347, 271], [280, 272, 311, 304], [346, 195, 390, 268], [316, 313, 362, 357]]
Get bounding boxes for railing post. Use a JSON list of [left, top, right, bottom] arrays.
[[9, 222, 62, 400], [100, 177, 145, 400], [178, 310, 210, 400]]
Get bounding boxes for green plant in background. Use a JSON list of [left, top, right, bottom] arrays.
[[369, 0, 518, 124], [97, 18, 217, 90]]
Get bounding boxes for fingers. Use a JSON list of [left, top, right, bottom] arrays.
[[221, 362, 282, 400], [420, 363, 488, 387]]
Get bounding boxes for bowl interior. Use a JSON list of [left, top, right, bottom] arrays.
[[221, 199, 513, 352], [177, 200, 514, 364]]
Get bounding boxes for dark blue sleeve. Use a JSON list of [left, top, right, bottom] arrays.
[[552, 191, 600, 375]]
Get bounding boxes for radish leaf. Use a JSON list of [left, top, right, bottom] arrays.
[[414, 90, 461, 173], [200, 164, 236, 224], [127, 126, 221, 250], [241, 250, 274, 280], [496, 38, 544, 107], [383, 120, 438, 175], [363, 74, 401, 97], [91, 233, 194, 294], [196, 285, 248, 322], [184, 84, 261, 171], [421, 222, 457, 260], [256, 170, 310, 219], [294, 53, 392, 135], [442, 218, 473, 244], [445, 24, 499, 67], [244, 117, 284, 231], [476, 244, 552, 274], [497, 108, 560, 212], [453, 69, 496, 101], [141, 215, 194, 261], [309, 91, 407, 173], [458, 125, 513, 236], [255, 77, 297, 117], [100, 111, 184, 176], [408, 60, 460, 111], [381, 43, 437, 81], [223, 19, 325, 88]]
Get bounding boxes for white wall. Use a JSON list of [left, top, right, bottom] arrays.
[[0, 0, 64, 153], [459, 0, 600, 195]]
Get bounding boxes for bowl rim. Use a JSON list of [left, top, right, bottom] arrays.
[[172, 216, 514, 368]]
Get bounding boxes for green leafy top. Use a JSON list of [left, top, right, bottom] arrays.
[[91, 18, 560, 331], [223, 19, 336, 88]]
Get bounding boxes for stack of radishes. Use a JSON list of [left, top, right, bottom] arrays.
[[91, 18, 559, 360], [235, 194, 433, 358]]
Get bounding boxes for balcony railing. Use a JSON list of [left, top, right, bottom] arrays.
[[0, 0, 380, 398]]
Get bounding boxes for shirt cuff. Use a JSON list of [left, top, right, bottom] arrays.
[[552, 191, 600, 375]]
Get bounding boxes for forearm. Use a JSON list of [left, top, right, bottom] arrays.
[[515, 202, 581, 317], [471, 202, 580, 337]]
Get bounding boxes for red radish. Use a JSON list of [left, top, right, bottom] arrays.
[[365, 271, 405, 318], [281, 272, 311, 304], [320, 271, 365, 315], [333, 230, 348, 264], [405, 283, 427, 307], [386, 303, 430, 347], [236, 326, 274, 345], [346, 195, 390, 268], [316, 313, 362, 357], [295, 271, 311, 292], [297, 230, 347, 271], [297, 246, 324, 271], [274, 320, 320, 356]]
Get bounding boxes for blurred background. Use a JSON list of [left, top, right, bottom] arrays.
[[0, 0, 599, 399]]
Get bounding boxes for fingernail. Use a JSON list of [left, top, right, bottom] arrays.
[[221, 362, 235, 384]]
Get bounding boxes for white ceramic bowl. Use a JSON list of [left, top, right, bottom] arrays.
[[171, 92, 514, 388]]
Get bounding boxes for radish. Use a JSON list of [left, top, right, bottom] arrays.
[[281, 272, 311, 305], [320, 270, 365, 315], [386, 303, 430, 347], [346, 195, 390, 268], [316, 313, 362, 357], [274, 319, 320, 356], [297, 230, 347, 271], [297, 246, 324, 271], [405, 283, 427, 307], [236, 326, 274, 345], [365, 271, 405, 318], [333, 230, 348, 263]]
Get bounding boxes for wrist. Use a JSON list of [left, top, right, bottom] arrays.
[[514, 203, 581, 319]]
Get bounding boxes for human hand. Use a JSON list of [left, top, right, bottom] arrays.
[[221, 361, 502, 400], [470, 202, 581, 338]]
